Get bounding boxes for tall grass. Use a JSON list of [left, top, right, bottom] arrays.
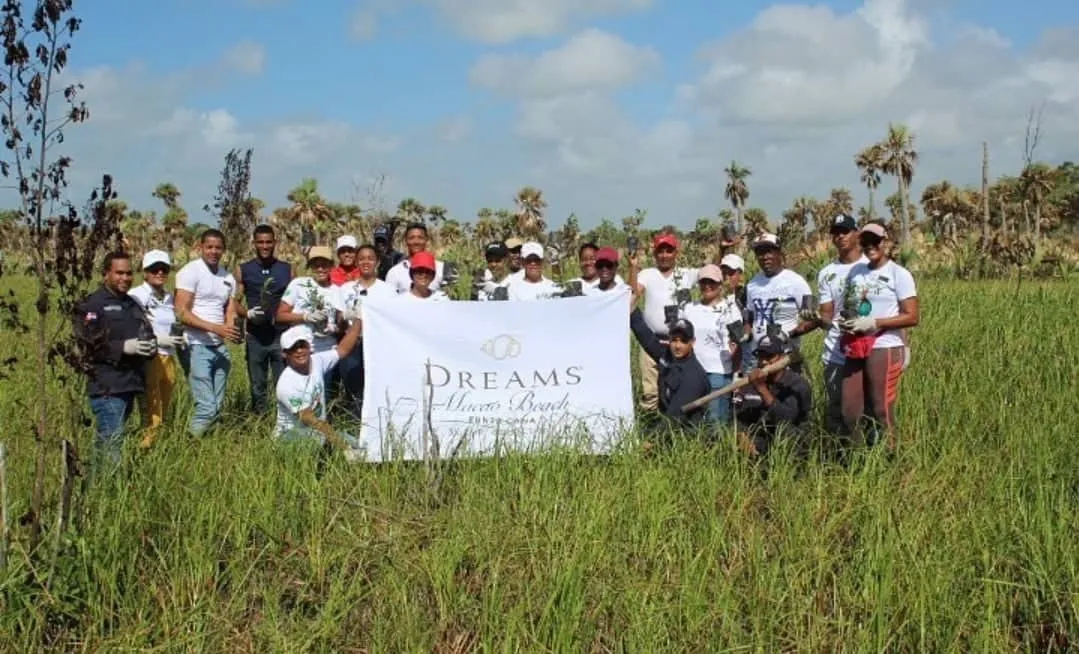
[[0, 279, 1076, 651]]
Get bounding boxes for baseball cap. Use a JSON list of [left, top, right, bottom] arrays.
[[861, 223, 888, 239], [830, 214, 858, 232], [653, 233, 679, 251], [668, 319, 695, 341], [484, 241, 508, 259], [720, 254, 745, 271], [754, 333, 790, 358], [505, 237, 524, 250], [142, 249, 171, 270], [373, 225, 391, 241], [595, 247, 619, 264], [698, 263, 723, 283], [307, 246, 334, 263], [281, 325, 314, 351], [521, 242, 544, 260], [409, 251, 436, 272], [336, 235, 358, 251], [752, 232, 781, 251]]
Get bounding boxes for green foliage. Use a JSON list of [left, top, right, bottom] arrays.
[[0, 278, 1077, 650]]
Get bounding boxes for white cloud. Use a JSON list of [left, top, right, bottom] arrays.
[[424, 0, 653, 44], [470, 28, 660, 98], [221, 40, 266, 76]]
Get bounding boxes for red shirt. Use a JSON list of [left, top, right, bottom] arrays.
[[330, 265, 362, 286]]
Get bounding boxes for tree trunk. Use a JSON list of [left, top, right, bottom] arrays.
[[868, 187, 876, 220], [981, 142, 990, 241], [999, 198, 1007, 236], [1022, 200, 1030, 235], [29, 258, 48, 552], [735, 206, 743, 235], [899, 178, 911, 244], [1034, 204, 1041, 242]]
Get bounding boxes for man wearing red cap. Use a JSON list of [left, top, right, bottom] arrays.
[[634, 232, 699, 412], [582, 246, 631, 296]]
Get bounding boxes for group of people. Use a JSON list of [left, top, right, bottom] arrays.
[[75, 213, 919, 465]]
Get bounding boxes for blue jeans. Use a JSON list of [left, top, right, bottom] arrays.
[[188, 343, 231, 436], [89, 392, 136, 463], [245, 338, 283, 413], [706, 372, 733, 423]]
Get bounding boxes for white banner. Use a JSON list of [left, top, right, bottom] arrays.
[[358, 290, 635, 461]]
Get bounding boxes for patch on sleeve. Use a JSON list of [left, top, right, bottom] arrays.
[[83, 312, 97, 322]]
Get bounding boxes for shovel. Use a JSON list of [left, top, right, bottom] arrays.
[[680, 351, 803, 413]]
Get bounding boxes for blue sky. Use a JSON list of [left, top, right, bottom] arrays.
[[6, 0, 1079, 228]]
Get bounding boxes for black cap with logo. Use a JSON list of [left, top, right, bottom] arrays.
[[485, 241, 508, 259]]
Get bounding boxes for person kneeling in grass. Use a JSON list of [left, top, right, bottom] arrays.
[[732, 332, 813, 459], [275, 316, 364, 460]]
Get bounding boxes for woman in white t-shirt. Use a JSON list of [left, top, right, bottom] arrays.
[[403, 251, 450, 301], [276, 246, 345, 354], [838, 222, 919, 448], [680, 264, 742, 423], [127, 249, 186, 447]]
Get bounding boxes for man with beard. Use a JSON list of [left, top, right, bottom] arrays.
[[385, 223, 447, 293], [75, 251, 157, 462], [233, 225, 293, 414], [744, 233, 813, 373], [373, 224, 404, 280], [175, 229, 241, 436], [798, 214, 867, 434]]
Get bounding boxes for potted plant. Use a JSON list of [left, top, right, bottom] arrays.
[[302, 282, 332, 334]]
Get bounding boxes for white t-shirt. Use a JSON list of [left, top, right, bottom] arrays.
[[385, 258, 446, 294], [569, 274, 626, 291], [275, 350, 340, 440], [337, 278, 396, 313], [128, 282, 177, 356], [637, 267, 699, 336], [174, 259, 236, 346], [817, 255, 869, 365], [582, 279, 630, 296], [844, 260, 917, 350], [281, 277, 342, 353], [401, 289, 450, 302], [681, 296, 742, 374], [504, 276, 563, 301], [745, 268, 812, 351]]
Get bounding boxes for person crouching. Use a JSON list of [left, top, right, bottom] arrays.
[[732, 332, 813, 458], [629, 308, 711, 430]]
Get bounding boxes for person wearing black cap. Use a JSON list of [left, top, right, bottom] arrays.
[[629, 307, 710, 426], [475, 241, 510, 300], [373, 224, 404, 280], [732, 331, 813, 458]]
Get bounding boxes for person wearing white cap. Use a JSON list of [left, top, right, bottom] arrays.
[[719, 253, 746, 309], [679, 263, 744, 423], [128, 249, 187, 447], [331, 234, 361, 286], [744, 232, 813, 373], [501, 241, 563, 301], [275, 319, 365, 459]]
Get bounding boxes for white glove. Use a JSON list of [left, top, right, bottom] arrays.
[[247, 306, 265, 320], [123, 338, 155, 357], [303, 310, 327, 325], [841, 316, 877, 334], [343, 307, 362, 322], [798, 307, 821, 323], [160, 334, 186, 349]]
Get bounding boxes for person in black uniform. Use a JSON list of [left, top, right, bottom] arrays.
[[732, 331, 813, 458], [74, 251, 157, 463], [629, 309, 711, 427]]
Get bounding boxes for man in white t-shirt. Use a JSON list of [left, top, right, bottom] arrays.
[[634, 232, 699, 411], [275, 320, 364, 459], [744, 232, 813, 373], [502, 242, 563, 300], [384, 222, 446, 293], [174, 229, 241, 436], [476, 241, 511, 301], [798, 214, 867, 434]]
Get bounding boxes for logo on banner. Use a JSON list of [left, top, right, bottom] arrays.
[[481, 334, 521, 360]]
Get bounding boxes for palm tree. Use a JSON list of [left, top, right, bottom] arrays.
[[474, 208, 498, 244], [878, 124, 918, 243], [396, 198, 426, 224], [426, 205, 448, 225], [743, 207, 769, 235], [285, 178, 333, 244], [855, 144, 884, 220], [153, 182, 187, 251], [1019, 162, 1055, 241], [514, 186, 547, 239], [724, 161, 751, 233]]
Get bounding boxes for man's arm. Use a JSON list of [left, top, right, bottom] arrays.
[[297, 409, 350, 451], [174, 289, 237, 340], [232, 265, 251, 318], [629, 308, 666, 362], [334, 318, 363, 359], [73, 297, 124, 364]]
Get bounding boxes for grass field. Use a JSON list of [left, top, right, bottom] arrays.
[[0, 277, 1077, 651]]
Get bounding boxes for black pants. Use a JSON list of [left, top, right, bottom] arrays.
[[246, 337, 284, 414]]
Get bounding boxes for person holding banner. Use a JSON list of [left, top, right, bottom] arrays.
[[629, 307, 710, 427], [274, 319, 365, 460], [502, 242, 563, 300], [335, 244, 396, 418], [402, 251, 451, 301]]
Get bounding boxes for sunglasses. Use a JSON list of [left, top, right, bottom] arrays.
[[595, 260, 617, 269], [859, 234, 884, 247], [145, 266, 170, 275]]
